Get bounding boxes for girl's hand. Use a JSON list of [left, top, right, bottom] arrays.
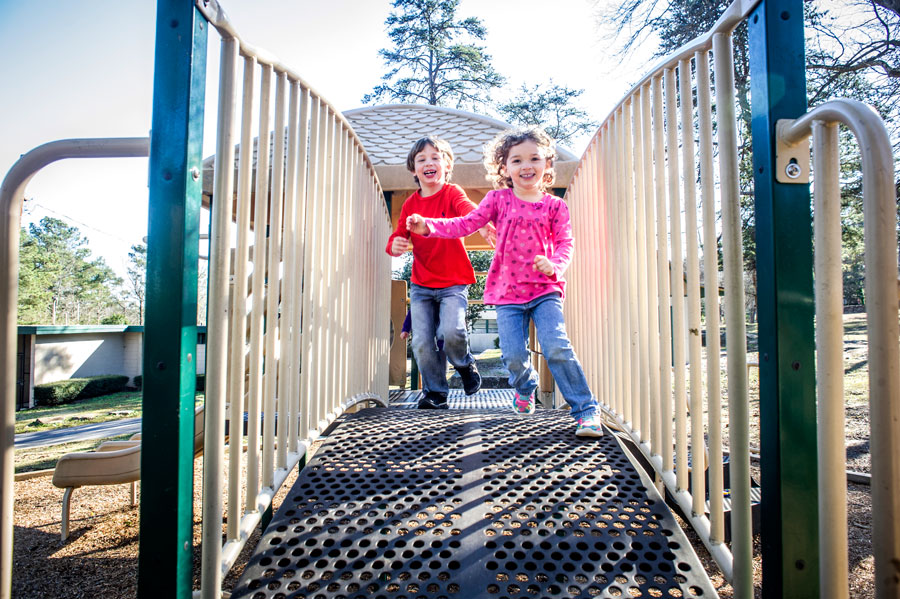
[[533, 255, 554, 276], [390, 236, 410, 256], [399, 330, 410, 341], [478, 222, 497, 248], [406, 213, 429, 235]]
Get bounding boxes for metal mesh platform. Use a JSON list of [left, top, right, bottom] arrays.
[[232, 408, 716, 598], [389, 388, 516, 410]]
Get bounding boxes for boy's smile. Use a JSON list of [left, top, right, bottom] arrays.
[[414, 143, 448, 195]]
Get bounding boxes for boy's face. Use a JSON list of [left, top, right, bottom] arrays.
[[413, 144, 449, 190]]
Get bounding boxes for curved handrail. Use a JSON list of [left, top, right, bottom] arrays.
[[588, 0, 762, 151], [779, 98, 898, 599], [194, 0, 383, 188], [0, 136, 150, 599]]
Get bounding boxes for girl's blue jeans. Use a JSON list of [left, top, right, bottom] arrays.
[[495, 292, 597, 421], [409, 283, 475, 396]]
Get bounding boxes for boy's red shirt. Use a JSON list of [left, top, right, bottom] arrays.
[[385, 183, 477, 288]]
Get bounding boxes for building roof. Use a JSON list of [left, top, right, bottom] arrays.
[[343, 104, 578, 165], [202, 103, 579, 196]]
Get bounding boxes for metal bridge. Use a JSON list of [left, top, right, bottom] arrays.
[[0, 0, 898, 598]]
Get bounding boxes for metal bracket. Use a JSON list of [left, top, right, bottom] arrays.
[[775, 119, 811, 183]]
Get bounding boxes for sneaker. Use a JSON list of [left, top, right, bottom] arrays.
[[513, 391, 536, 415], [457, 363, 482, 396], [418, 392, 449, 410], [575, 414, 604, 438]]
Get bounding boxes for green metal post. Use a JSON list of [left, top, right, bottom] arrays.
[[748, 0, 819, 596], [138, 1, 207, 597]]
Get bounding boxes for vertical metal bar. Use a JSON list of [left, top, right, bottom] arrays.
[[613, 112, 627, 420], [589, 139, 603, 399], [652, 74, 672, 460], [678, 57, 703, 500], [622, 100, 639, 429], [716, 26, 754, 597], [664, 66, 683, 476], [749, 4, 819, 593], [858, 119, 900, 599], [300, 98, 321, 438], [632, 90, 650, 442], [246, 63, 272, 510], [227, 54, 256, 540], [319, 112, 336, 421], [200, 34, 238, 599], [593, 135, 608, 410], [138, 4, 207, 596], [276, 80, 299, 470], [262, 71, 286, 487], [696, 47, 723, 541], [640, 84, 660, 456], [812, 121, 848, 599], [290, 86, 310, 450], [311, 105, 329, 431]]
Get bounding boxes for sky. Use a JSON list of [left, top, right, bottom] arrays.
[[0, 0, 642, 279]]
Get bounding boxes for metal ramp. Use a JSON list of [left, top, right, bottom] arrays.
[[231, 405, 717, 598]]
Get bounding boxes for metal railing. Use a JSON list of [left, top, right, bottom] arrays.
[[0, 137, 151, 599], [778, 100, 899, 599], [193, 1, 391, 596], [564, 1, 761, 596]]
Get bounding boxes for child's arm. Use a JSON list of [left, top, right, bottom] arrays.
[[448, 187, 496, 247], [406, 196, 495, 239], [533, 199, 575, 276], [385, 203, 412, 256]]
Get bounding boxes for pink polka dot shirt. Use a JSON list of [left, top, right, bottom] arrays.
[[424, 188, 574, 305]]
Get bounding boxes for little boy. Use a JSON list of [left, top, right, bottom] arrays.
[[386, 136, 490, 409]]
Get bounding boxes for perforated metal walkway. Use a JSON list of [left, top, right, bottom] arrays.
[[232, 396, 717, 599]]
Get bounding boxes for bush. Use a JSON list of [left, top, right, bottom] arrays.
[[132, 375, 142, 389], [101, 314, 128, 325], [34, 375, 130, 406]]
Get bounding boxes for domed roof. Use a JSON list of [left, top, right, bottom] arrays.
[[343, 104, 578, 165]]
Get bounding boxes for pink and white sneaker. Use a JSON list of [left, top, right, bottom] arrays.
[[575, 414, 604, 438], [513, 391, 536, 415]]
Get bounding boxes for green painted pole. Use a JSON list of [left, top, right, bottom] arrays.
[[138, 1, 207, 597], [748, 0, 819, 596]]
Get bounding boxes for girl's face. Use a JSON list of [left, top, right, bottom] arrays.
[[413, 143, 449, 192], [503, 140, 550, 195]]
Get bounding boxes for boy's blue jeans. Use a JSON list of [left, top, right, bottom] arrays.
[[409, 284, 475, 396], [495, 292, 597, 421]]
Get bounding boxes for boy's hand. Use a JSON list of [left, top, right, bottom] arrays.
[[478, 223, 497, 248], [533, 255, 554, 276], [399, 330, 410, 341], [406, 213, 429, 235], [391, 236, 410, 256]]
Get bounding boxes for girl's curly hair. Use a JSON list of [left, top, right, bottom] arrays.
[[483, 127, 557, 190]]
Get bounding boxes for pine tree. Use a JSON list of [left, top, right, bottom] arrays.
[[364, 0, 505, 110]]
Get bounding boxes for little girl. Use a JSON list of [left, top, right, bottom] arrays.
[[406, 127, 603, 438]]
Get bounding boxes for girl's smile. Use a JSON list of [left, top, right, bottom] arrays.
[[502, 140, 551, 201]]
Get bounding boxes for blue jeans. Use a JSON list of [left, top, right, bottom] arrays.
[[409, 284, 475, 396], [495, 292, 597, 421]]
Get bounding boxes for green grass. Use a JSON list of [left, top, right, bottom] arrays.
[[15, 434, 134, 474], [15, 390, 143, 435]]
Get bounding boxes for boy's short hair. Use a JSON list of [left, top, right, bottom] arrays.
[[406, 136, 455, 186]]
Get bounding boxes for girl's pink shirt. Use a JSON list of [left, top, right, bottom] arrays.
[[424, 188, 574, 305]]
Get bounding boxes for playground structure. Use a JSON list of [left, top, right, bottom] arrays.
[[0, 0, 898, 597]]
